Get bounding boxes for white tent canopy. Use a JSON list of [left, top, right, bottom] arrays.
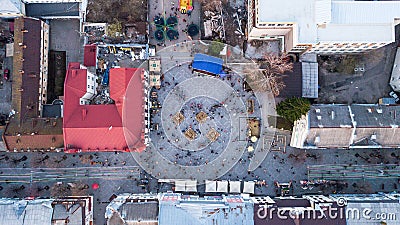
[[243, 181, 255, 194], [186, 180, 197, 192], [205, 180, 217, 192], [229, 181, 241, 193], [175, 180, 197, 192], [217, 180, 228, 193], [175, 180, 186, 192]]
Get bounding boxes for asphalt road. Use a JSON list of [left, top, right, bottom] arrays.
[[0, 166, 140, 183], [308, 164, 400, 180]]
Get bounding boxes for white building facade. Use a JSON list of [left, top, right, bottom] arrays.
[[248, 0, 400, 54], [79, 66, 97, 105], [39, 20, 49, 107]]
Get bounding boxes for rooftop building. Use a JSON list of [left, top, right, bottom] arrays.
[[105, 193, 400, 225], [291, 104, 400, 149], [0, 0, 25, 18], [253, 195, 346, 225], [63, 63, 147, 153], [330, 193, 400, 225], [248, 0, 400, 54], [106, 193, 253, 225], [105, 193, 159, 225], [24, 0, 87, 23], [11, 16, 49, 122], [2, 16, 64, 152], [0, 196, 93, 225]]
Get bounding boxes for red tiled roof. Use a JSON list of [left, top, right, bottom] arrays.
[[63, 63, 145, 152], [83, 45, 96, 67]]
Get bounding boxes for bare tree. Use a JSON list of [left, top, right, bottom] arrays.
[[79, 155, 93, 164], [198, 0, 225, 12], [70, 182, 89, 196], [31, 154, 49, 168], [6, 185, 26, 197], [51, 183, 71, 197], [245, 53, 293, 96]]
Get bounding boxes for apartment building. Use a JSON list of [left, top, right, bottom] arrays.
[[291, 104, 400, 149]]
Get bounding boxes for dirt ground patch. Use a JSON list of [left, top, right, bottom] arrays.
[[222, 2, 246, 47], [87, 0, 147, 23]]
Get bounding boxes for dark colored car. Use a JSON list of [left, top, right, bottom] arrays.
[[3, 69, 9, 80]]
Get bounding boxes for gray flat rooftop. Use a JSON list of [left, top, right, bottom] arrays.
[[309, 105, 352, 128], [25, 3, 80, 17]]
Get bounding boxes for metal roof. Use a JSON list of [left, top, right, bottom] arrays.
[[331, 1, 400, 24], [159, 194, 254, 225], [120, 202, 159, 222], [25, 3, 80, 17], [0, 199, 53, 225], [301, 60, 318, 98], [0, 0, 23, 16]]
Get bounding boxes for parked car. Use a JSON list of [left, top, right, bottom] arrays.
[[389, 91, 399, 102], [3, 69, 9, 80]]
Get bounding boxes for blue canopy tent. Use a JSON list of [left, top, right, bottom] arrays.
[[192, 53, 225, 77]]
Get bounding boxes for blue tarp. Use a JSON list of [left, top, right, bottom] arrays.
[[102, 67, 110, 85], [192, 53, 224, 76]]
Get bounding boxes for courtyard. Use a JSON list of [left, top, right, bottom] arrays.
[[317, 42, 397, 104], [124, 41, 278, 183]]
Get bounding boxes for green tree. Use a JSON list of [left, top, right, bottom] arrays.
[[276, 97, 310, 124], [208, 41, 224, 57]]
